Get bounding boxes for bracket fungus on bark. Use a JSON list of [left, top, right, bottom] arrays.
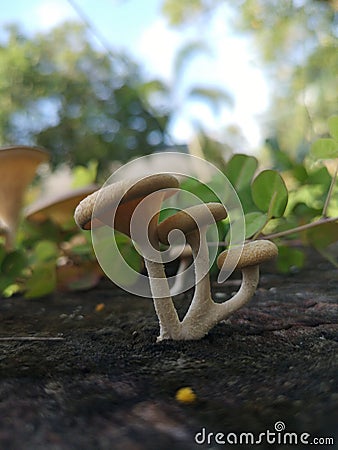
[[0, 145, 49, 250], [217, 240, 278, 317]]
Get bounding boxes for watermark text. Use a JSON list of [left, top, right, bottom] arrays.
[[195, 421, 335, 446]]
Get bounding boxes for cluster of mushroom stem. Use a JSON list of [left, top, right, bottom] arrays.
[[74, 174, 278, 341]]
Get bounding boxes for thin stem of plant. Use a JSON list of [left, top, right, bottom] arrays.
[[207, 216, 338, 247], [252, 216, 269, 241], [322, 160, 338, 218], [258, 216, 338, 241]]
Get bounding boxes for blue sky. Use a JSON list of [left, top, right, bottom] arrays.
[[0, 0, 270, 152]]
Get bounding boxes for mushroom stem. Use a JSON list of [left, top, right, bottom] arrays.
[[183, 229, 214, 318], [178, 265, 259, 340], [144, 257, 182, 341], [214, 265, 259, 319], [177, 232, 261, 339], [169, 256, 191, 296], [175, 229, 219, 339]]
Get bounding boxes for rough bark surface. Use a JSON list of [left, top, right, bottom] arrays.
[[0, 251, 337, 449]]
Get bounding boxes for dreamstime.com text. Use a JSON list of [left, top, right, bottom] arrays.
[[195, 422, 335, 446]]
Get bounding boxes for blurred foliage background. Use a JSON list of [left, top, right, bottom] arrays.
[[162, 0, 338, 163], [0, 0, 336, 172], [0, 0, 337, 297], [0, 22, 169, 172]]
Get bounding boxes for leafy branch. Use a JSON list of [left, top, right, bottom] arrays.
[[189, 116, 338, 272]]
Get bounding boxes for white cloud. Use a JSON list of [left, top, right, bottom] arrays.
[[34, 0, 76, 30]]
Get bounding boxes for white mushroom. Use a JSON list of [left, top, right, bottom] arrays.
[[74, 174, 181, 341], [0, 145, 49, 250]]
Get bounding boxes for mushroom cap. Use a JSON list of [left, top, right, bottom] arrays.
[[74, 174, 179, 234], [0, 147, 49, 201], [217, 240, 278, 270], [0, 146, 50, 248], [157, 202, 227, 245], [0, 145, 49, 163], [24, 185, 98, 225]]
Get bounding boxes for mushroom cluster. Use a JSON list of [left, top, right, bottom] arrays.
[[74, 174, 278, 341]]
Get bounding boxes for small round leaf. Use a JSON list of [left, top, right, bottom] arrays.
[[251, 170, 288, 218], [311, 138, 338, 159], [225, 154, 258, 191], [244, 212, 267, 238], [25, 262, 56, 298]]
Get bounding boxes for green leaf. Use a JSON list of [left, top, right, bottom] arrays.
[[292, 164, 308, 183], [216, 218, 229, 243], [159, 207, 180, 222], [265, 138, 293, 170], [113, 233, 142, 274], [244, 212, 268, 238], [109, 242, 142, 287], [224, 154, 258, 213], [0, 277, 15, 293], [20, 219, 61, 247], [306, 166, 331, 187], [311, 138, 338, 159], [179, 178, 220, 204], [292, 203, 322, 221], [69, 242, 94, 257], [25, 262, 56, 298], [225, 154, 258, 192], [2, 284, 21, 297], [1, 250, 28, 277], [276, 246, 305, 274], [251, 170, 288, 218], [328, 115, 338, 141], [33, 240, 58, 262], [119, 242, 142, 273], [0, 244, 6, 267], [72, 160, 98, 188]]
